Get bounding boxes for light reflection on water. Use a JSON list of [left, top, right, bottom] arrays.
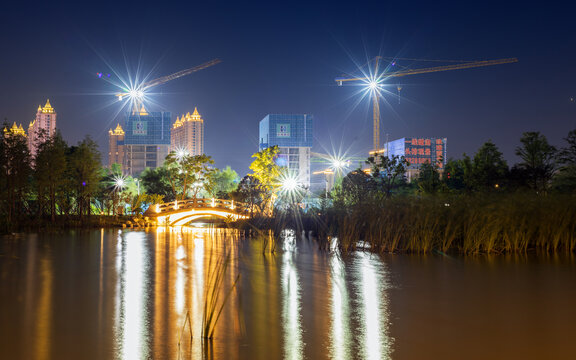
[[116, 231, 150, 360], [2, 229, 574, 359], [281, 229, 303, 360], [330, 251, 350, 360]]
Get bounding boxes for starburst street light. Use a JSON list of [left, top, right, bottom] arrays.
[[175, 147, 190, 162], [278, 171, 306, 205], [113, 175, 126, 192]]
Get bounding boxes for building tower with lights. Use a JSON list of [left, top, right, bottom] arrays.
[[108, 124, 125, 167], [27, 99, 56, 157], [171, 107, 204, 155], [121, 106, 171, 176], [259, 114, 313, 188]]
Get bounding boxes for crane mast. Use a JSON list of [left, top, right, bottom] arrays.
[[335, 57, 518, 152]]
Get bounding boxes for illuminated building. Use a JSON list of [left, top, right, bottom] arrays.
[[259, 114, 313, 188], [3, 122, 27, 137], [109, 106, 171, 176], [371, 137, 447, 180], [27, 100, 56, 157], [170, 107, 204, 155], [108, 124, 125, 167]]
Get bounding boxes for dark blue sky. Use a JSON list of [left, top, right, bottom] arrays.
[[2, 1, 575, 176]]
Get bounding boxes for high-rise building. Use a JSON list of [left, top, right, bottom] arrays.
[[3, 122, 27, 138], [373, 137, 447, 180], [259, 114, 313, 188], [108, 123, 125, 167], [27, 100, 56, 156], [109, 106, 171, 176], [171, 107, 204, 155]]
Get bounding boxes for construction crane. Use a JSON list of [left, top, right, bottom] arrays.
[[335, 57, 518, 152], [116, 58, 221, 110]]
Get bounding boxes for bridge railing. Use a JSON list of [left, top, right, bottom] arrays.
[[148, 198, 250, 215]]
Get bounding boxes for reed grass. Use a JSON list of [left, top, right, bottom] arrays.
[[201, 251, 240, 339], [323, 194, 576, 254]]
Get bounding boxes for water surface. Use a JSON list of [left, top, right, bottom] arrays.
[[0, 229, 574, 359]]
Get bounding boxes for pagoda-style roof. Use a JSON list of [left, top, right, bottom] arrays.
[[41, 99, 55, 114], [109, 123, 125, 136]]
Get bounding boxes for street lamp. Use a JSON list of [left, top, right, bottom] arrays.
[[134, 178, 141, 195]]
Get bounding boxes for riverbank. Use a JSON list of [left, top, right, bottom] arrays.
[[0, 215, 132, 234]]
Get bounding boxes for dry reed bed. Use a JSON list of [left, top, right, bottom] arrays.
[[329, 195, 576, 254]]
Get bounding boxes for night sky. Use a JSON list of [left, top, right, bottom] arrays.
[[2, 1, 575, 178]]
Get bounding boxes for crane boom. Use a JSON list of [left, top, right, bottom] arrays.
[[142, 58, 221, 90], [335, 57, 517, 84], [335, 57, 518, 151]]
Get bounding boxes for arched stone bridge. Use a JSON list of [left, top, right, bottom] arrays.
[[144, 198, 250, 226]]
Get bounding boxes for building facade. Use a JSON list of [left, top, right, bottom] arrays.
[[27, 100, 56, 156], [108, 123, 125, 167], [374, 137, 447, 180], [259, 114, 313, 188], [171, 107, 204, 155], [108, 107, 171, 176]]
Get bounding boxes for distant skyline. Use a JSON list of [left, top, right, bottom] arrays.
[[2, 1, 575, 176]]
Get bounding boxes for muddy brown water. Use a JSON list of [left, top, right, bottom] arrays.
[[0, 228, 574, 359]]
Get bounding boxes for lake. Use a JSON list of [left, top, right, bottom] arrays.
[[0, 228, 575, 359]]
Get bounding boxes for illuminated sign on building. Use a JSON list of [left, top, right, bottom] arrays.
[[277, 124, 291, 137], [133, 121, 147, 135]]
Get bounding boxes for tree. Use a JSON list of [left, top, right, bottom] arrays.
[[553, 129, 576, 192], [230, 175, 265, 216], [443, 158, 466, 191], [332, 169, 375, 207], [471, 141, 508, 191], [209, 166, 239, 198], [141, 166, 174, 201], [67, 136, 102, 221], [515, 132, 556, 194], [164, 152, 215, 201], [35, 130, 68, 221], [365, 154, 409, 198], [417, 161, 442, 194], [249, 146, 282, 214], [1, 125, 32, 225]]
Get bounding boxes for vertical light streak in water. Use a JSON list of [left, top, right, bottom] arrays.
[[35, 254, 53, 360], [115, 232, 149, 359], [190, 228, 205, 353], [175, 238, 186, 315], [98, 229, 104, 337], [281, 231, 303, 360], [360, 252, 391, 360], [330, 253, 351, 359]]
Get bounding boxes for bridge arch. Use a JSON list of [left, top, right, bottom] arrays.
[[144, 198, 249, 226]]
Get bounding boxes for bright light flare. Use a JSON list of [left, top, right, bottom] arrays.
[[282, 178, 298, 192], [113, 175, 127, 191], [331, 158, 350, 171], [174, 147, 189, 161], [277, 171, 306, 203]]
